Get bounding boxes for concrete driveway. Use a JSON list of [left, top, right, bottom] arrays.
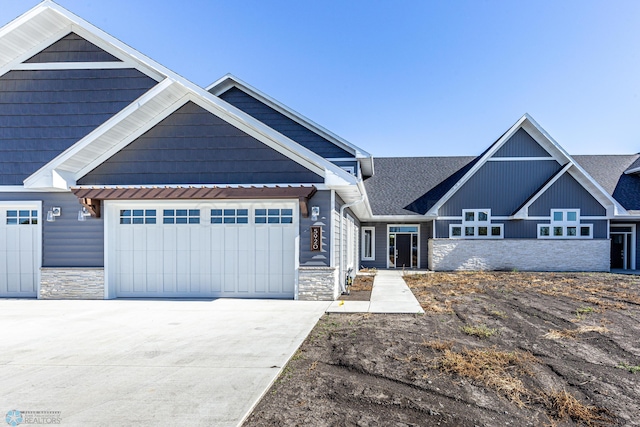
[[0, 298, 330, 426]]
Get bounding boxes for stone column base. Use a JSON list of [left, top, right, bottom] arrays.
[[40, 268, 105, 299], [298, 267, 338, 301]]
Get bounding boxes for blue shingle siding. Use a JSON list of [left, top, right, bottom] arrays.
[[23, 32, 122, 63], [439, 160, 562, 216], [77, 101, 324, 185], [492, 128, 552, 158], [0, 192, 104, 267], [0, 68, 157, 185], [300, 190, 332, 267], [217, 87, 352, 159], [529, 173, 607, 216]]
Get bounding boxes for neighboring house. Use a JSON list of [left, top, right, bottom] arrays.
[[1, 2, 639, 301]]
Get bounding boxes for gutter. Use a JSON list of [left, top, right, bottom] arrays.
[[338, 195, 365, 294]]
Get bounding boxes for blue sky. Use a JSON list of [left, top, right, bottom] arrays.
[[3, 1, 640, 157]]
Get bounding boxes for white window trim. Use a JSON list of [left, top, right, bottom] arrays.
[[449, 209, 504, 239], [537, 209, 593, 239], [361, 226, 375, 261]]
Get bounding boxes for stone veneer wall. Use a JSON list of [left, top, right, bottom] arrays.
[[429, 239, 610, 272], [298, 266, 338, 301], [40, 268, 105, 299]]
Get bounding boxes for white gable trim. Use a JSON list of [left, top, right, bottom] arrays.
[[208, 74, 374, 176], [425, 114, 625, 217], [512, 162, 572, 219], [24, 79, 357, 190]]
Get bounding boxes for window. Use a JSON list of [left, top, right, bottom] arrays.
[[163, 209, 200, 224], [449, 209, 503, 239], [119, 209, 156, 225], [362, 227, 375, 260], [255, 208, 293, 224], [537, 209, 592, 239], [6, 210, 38, 225], [211, 208, 248, 224]]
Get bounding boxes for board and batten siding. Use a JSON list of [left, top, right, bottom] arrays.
[[78, 102, 323, 185], [0, 69, 157, 185], [217, 87, 352, 159], [491, 128, 552, 158], [528, 173, 607, 216], [0, 192, 103, 267], [439, 160, 562, 216]]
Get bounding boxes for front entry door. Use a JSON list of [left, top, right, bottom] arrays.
[[611, 234, 624, 269], [396, 234, 412, 268]]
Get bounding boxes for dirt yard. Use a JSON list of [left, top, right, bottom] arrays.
[[244, 272, 640, 426]]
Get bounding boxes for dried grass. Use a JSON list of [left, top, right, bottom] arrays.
[[541, 389, 614, 426], [405, 272, 640, 312], [434, 347, 537, 406], [351, 275, 373, 292], [544, 326, 609, 340], [421, 339, 454, 351]]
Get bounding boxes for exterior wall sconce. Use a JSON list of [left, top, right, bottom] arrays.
[[77, 206, 90, 222], [46, 207, 61, 222], [311, 206, 320, 221]]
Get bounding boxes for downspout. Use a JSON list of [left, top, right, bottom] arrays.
[[339, 195, 365, 294]]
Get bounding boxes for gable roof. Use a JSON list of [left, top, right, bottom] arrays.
[[2, 2, 359, 197], [423, 114, 626, 218], [207, 74, 374, 176]]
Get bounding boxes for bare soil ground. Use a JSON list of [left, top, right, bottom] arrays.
[[244, 272, 640, 426], [339, 275, 374, 301]]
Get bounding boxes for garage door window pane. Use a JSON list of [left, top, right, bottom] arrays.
[[121, 209, 156, 225], [163, 209, 199, 225], [256, 208, 293, 224], [6, 209, 38, 225]]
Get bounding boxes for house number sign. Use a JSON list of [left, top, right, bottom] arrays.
[[311, 226, 322, 251]]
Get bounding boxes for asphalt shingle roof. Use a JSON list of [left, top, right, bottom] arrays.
[[365, 154, 640, 216]]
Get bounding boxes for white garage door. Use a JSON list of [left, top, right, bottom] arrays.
[[0, 203, 41, 298], [107, 201, 297, 299]]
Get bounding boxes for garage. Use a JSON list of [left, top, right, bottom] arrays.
[[106, 200, 297, 299], [0, 202, 41, 298]]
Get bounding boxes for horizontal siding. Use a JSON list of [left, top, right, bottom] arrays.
[[0, 69, 157, 185], [24, 32, 121, 63], [218, 87, 351, 159], [300, 190, 332, 267], [492, 128, 552, 157], [0, 192, 103, 267], [78, 102, 323, 185], [529, 173, 607, 216], [440, 160, 562, 216]]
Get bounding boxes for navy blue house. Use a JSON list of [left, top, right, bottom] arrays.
[[1, 2, 639, 301]]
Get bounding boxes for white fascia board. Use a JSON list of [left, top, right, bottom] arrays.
[[0, 185, 68, 193], [425, 114, 531, 217], [23, 78, 178, 189], [624, 166, 640, 175], [208, 74, 372, 160], [188, 88, 357, 183], [512, 163, 573, 219], [566, 167, 626, 217], [425, 114, 581, 218]]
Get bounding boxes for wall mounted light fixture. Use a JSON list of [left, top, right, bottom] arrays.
[[311, 206, 320, 221], [77, 206, 90, 222], [46, 207, 61, 222]]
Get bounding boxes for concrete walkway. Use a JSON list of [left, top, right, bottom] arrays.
[[326, 269, 424, 314]]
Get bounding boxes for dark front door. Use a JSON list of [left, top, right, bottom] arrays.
[[396, 234, 412, 268], [611, 234, 624, 269]]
